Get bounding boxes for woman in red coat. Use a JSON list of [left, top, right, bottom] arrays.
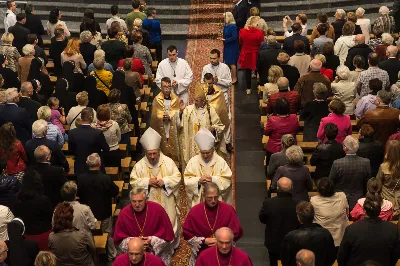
[[238, 16, 264, 94]]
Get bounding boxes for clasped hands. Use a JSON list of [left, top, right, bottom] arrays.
[[163, 112, 170, 122], [199, 174, 212, 185], [149, 178, 165, 187], [140, 236, 152, 248], [204, 237, 217, 247]]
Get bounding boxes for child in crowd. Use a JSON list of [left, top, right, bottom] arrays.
[[47, 97, 68, 142]]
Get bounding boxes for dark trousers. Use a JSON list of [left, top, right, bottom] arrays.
[[268, 251, 280, 266], [395, 11, 400, 33], [244, 69, 252, 90], [150, 41, 162, 63]]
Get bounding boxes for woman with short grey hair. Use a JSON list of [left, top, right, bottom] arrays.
[[66, 91, 97, 130], [271, 145, 313, 202], [267, 134, 295, 178], [332, 65, 356, 115]]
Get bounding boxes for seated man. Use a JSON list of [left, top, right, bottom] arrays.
[[195, 227, 252, 266], [184, 128, 232, 209], [130, 127, 181, 249], [183, 183, 243, 265], [113, 187, 174, 265], [113, 237, 165, 266], [281, 201, 336, 266]]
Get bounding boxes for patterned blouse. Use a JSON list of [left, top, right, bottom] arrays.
[[0, 44, 21, 72], [132, 43, 153, 76], [109, 103, 132, 134]]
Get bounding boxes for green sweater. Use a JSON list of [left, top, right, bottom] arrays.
[[125, 11, 147, 32]]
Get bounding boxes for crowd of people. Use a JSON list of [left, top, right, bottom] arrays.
[[0, 0, 399, 265]]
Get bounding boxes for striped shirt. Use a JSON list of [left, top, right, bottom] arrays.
[[46, 122, 64, 147], [355, 66, 390, 97]]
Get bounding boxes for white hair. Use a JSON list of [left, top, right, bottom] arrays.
[[5, 87, 18, 103], [22, 44, 35, 56], [355, 7, 365, 17], [87, 153, 101, 167], [336, 65, 350, 80], [94, 49, 105, 59], [343, 136, 359, 153], [382, 33, 394, 45], [379, 6, 390, 15], [215, 227, 234, 241], [32, 119, 48, 137], [285, 145, 304, 164], [336, 9, 346, 18], [309, 59, 322, 71]]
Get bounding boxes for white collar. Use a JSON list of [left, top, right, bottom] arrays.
[[6, 103, 17, 106], [235, 0, 243, 6]]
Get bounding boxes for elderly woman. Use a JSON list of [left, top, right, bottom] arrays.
[[90, 57, 113, 96], [108, 89, 132, 145], [334, 22, 356, 65], [311, 177, 349, 248], [49, 202, 96, 266], [264, 98, 299, 165], [376, 140, 400, 216], [355, 78, 381, 118], [79, 31, 97, 69], [332, 65, 356, 115], [0, 32, 20, 72], [18, 44, 35, 83], [131, 31, 152, 76], [373, 6, 395, 36], [262, 65, 283, 104], [348, 55, 365, 82], [351, 178, 393, 222], [317, 99, 352, 143], [37, 106, 65, 147], [61, 38, 86, 73], [238, 16, 264, 94], [223, 12, 239, 84], [272, 145, 313, 202], [288, 40, 311, 76], [267, 134, 295, 179], [66, 91, 98, 130], [355, 7, 371, 43], [91, 104, 121, 166], [87, 49, 114, 73], [34, 251, 57, 266], [375, 33, 394, 62], [47, 8, 71, 38], [314, 54, 333, 81], [300, 83, 330, 141]]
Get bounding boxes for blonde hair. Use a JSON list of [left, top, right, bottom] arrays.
[[268, 65, 284, 83], [224, 12, 235, 25], [245, 16, 260, 29], [1, 32, 14, 44], [133, 18, 143, 27], [94, 49, 105, 59], [34, 251, 57, 266], [314, 54, 326, 65], [80, 30, 92, 43], [355, 7, 365, 17], [63, 38, 80, 56], [76, 91, 89, 106], [37, 106, 52, 121], [22, 44, 35, 56], [277, 52, 290, 64], [382, 33, 394, 45]]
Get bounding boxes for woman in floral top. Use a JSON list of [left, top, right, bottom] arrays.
[[108, 89, 132, 145], [131, 31, 153, 76]]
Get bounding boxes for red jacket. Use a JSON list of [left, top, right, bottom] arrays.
[[267, 90, 301, 114], [0, 140, 27, 174], [264, 114, 299, 153], [117, 58, 145, 84], [238, 27, 264, 70], [317, 113, 352, 143]]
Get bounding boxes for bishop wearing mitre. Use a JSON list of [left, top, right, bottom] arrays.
[[179, 86, 225, 171], [150, 77, 181, 166], [184, 128, 232, 210], [130, 127, 182, 249]]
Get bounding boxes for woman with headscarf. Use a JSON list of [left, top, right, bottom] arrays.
[[27, 58, 52, 103], [61, 61, 84, 93], [52, 78, 77, 115], [84, 75, 108, 110], [6, 218, 39, 266], [0, 55, 20, 89]]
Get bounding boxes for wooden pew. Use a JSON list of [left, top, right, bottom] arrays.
[[94, 233, 108, 254]]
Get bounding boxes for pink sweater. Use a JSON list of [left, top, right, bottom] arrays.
[[317, 113, 352, 143]]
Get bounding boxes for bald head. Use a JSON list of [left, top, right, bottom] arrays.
[[128, 237, 145, 264], [34, 145, 51, 163], [277, 177, 293, 193], [296, 249, 315, 266], [215, 227, 234, 241], [20, 81, 33, 96], [215, 227, 234, 255], [277, 77, 290, 91], [387, 45, 398, 58], [354, 34, 365, 45], [309, 59, 322, 71]]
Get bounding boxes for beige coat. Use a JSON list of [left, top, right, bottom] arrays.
[[289, 53, 311, 76]]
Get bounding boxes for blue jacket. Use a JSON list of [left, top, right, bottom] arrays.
[[142, 18, 162, 44]]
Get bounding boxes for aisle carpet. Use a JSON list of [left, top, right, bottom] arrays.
[[171, 0, 235, 265]]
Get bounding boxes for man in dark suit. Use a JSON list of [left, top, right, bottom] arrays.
[[257, 35, 281, 86], [281, 201, 337, 266], [29, 145, 67, 209], [259, 177, 299, 266], [283, 23, 310, 56], [345, 34, 373, 71], [232, 0, 248, 31], [378, 45, 400, 85], [26, 119, 69, 172], [329, 135, 371, 211], [8, 12, 29, 55], [278, 52, 300, 89], [69, 107, 110, 176], [27, 34, 48, 65], [18, 81, 41, 124], [338, 198, 400, 266], [0, 88, 32, 146]]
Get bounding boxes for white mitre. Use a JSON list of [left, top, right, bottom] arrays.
[[194, 128, 215, 151], [140, 127, 162, 150]]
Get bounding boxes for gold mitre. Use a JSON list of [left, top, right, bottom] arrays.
[[194, 84, 206, 100]]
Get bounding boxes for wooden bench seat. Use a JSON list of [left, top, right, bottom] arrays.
[[130, 137, 138, 151], [121, 157, 132, 173], [94, 233, 108, 254]]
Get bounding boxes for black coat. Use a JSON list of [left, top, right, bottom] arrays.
[[79, 43, 97, 69], [34, 45, 48, 65], [283, 34, 310, 56], [18, 96, 41, 124], [331, 19, 346, 41], [0, 104, 32, 146], [379, 58, 400, 85], [257, 47, 281, 85], [77, 170, 119, 220], [232, 0, 248, 30], [68, 125, 110, 176], [29, 163, 67, 209], [345, 44, 373, 71], [49, 37, 68, 76], [310, 139, 346, 179], [280, 64, 300, 89], [338, 217, 400, 266], [0, 67, 20, 89], [0, 175, 19, 209], [281, 223, 337, 266], [25, 137, 69, 173], [357, 138, 384, 177], [24, 14, 46, 48], [8, 22, 29, 55], [258, 192, 299, 254]]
